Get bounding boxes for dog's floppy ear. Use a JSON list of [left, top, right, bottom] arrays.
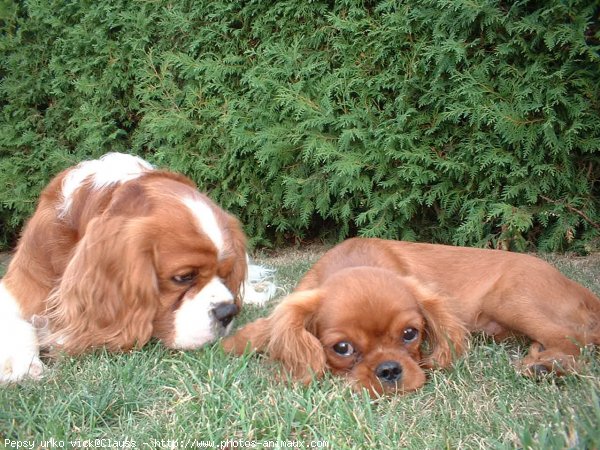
[[47, 215, 160, 354], [222, 289, 326, 382], [411, 282, 468, 369]]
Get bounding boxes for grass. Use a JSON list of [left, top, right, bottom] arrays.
[[1, 245, 599, 449]]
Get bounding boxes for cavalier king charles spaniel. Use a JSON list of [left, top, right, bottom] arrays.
[[0, 153, 273, 383], [223, 237, 600, 396]]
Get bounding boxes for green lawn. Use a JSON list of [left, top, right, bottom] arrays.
[[1, 246, 599, 449]]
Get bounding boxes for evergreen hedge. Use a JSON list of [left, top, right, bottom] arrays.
[[1, 0, 599, 251]]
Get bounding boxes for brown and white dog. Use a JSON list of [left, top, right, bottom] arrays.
[[223, 237, 600, 396], [0, 153, 273, 383]]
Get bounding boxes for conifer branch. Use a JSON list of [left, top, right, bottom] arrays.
[[540, 196, 600, 230]]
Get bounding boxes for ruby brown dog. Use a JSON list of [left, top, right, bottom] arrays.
[[0, 153, 271, 383], [223, 237, 600, 396]]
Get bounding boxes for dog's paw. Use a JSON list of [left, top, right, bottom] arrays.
[[518, 342, 578, 378], [0, 352, 44, 383], [0, 318, 44, 383]]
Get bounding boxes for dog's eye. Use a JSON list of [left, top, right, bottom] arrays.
[[172, 271, 197, 285], [403, 328, 419, 343], [333, 342, 355, 357]]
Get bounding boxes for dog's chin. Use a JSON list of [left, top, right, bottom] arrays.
[[348, 360, 427, 397]]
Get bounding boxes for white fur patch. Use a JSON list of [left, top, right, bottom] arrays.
[[242, 260, 277, 306], [172, 277, 234, 349], [182, 197, 225, 256], [60, 152, 153, 217], [0, 282, 44, 383]]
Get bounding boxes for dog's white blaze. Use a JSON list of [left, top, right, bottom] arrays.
[[60, 152, 153, 216], [182, 197, 225, 256], [0, 282, 44, 382], [172, 277, 235, 349]]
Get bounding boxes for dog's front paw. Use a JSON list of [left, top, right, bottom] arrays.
[[0, 319, 44, 383], [0, 352, 44, 383]]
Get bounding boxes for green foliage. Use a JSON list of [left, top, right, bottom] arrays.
[[1, 0, 599, 250]]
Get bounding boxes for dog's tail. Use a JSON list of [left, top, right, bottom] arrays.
[[241, 259, 277, 307]]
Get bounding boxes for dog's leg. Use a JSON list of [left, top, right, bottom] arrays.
[[483, 276, 599, 376], [504, 318, 585, 376], [520, 341, 581, 376], [0, 282, 44, 382]]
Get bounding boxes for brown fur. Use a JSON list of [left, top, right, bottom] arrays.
[[223, 237, 600, 396], [3, 166, 248, 354]]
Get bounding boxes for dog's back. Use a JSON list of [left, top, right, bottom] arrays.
[[298, 237, 600, 346]]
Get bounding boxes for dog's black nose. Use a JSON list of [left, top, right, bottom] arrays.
[[375, 360, 403, 383], [212, 302, 239, 328]]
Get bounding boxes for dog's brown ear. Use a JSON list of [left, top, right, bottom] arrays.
[[411, 282, 468, 369], [222, 289, 326, 382], [221, 317, 272, 355], [48, 215, 159, 354]]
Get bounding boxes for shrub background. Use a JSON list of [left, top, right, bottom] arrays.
[[1, 0, 599, 251]]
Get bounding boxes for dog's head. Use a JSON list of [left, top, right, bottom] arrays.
[[223, 266, 467, 396], [47, 171, 248, 353]]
